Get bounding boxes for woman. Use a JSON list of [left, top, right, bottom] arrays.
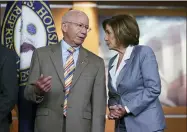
[[102, 14, 166, 132]]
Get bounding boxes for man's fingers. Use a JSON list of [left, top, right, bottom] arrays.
[[38, 74, 44, 81], [43, 84, 51, 92], [35, 76, 52, 92], [35, 81, 40, 87], [40, 76, 52, 84], [43, 80, 52, 87], [44, 83, 52, 90], [38, 76, 52, 88], [40, 74, 44, 78], [40, 81, 51, 91]]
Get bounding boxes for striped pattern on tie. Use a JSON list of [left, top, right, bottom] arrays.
[[63, 47, 75, 116]]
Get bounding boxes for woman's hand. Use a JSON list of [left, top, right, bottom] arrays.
[[108, 105, 127, 120]]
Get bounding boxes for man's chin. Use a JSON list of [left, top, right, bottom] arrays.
[[75, 42, 83, 46], [75, 39, 85, 45]]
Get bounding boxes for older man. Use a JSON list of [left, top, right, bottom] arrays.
[[24, 10, 106, 132]]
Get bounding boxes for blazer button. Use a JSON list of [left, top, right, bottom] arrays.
[[61, 104, 63, 107]]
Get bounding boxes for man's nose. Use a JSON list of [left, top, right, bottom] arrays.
[[81, 27, 87, 34]]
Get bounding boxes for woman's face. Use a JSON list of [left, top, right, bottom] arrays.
[[104, 24, 119, 50]]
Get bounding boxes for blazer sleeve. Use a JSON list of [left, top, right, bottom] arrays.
[[126, 46, 161, 116], [0, 51, 18, 122], [24, 49, 43, 103], [91, 58, 107, 132], [108, 91, 118, 107], [107, 56, 119, 107]]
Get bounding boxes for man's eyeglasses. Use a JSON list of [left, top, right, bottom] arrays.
[[63, 21, 91, 33]]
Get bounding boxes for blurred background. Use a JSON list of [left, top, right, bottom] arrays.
[[0, 1, 186, 132]]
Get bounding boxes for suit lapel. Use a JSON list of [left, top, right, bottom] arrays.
[[116, 47, 136, 89], [71, 47, 88, 88], [49, 42, 65, 87]]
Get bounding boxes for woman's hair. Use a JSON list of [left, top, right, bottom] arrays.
[[102, 14, 140, 47]]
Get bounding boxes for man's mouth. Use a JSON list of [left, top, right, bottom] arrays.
[[78, 36, 85, 40]]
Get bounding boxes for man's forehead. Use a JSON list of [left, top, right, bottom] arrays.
[[63, 10, 88, 23], [70, 13, 87, 22]]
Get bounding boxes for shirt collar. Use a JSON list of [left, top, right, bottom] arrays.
[[111, 45, 134, 67], [61, 39, 80, 53], [123, 45, 134, 61]]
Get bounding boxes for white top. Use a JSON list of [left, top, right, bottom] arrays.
[[109, 45, 134, 113], [109, 45, 134, 90]]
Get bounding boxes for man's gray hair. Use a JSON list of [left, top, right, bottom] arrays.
[[62, 10, 87, 23]]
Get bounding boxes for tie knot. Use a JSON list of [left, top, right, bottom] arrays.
[[67, 47, 75, 54]]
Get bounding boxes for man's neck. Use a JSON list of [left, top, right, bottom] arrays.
[[63, 38, 79, 47]]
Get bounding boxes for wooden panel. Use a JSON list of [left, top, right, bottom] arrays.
[[51, 8, 70, 39], [163, 106, 187, 115], [165, 118, 187, 132], [11, 119, 18, 132], [105, 119, 115, 132]]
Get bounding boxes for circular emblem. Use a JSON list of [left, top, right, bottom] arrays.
[[27, 23, 36, 35], [1, 1, 58, 86]]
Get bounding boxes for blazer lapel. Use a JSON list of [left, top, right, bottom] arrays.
[[49, 42, 65, 87], [116, 47, 136, 89], [71, 47, 88, 88]]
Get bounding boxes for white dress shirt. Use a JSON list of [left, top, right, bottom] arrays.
[[109, 45, 134, 113]]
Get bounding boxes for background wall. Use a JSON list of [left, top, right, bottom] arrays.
[[0, 1, 186, 132]]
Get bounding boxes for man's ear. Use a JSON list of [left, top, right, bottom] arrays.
[[61, 23, 67, 33]]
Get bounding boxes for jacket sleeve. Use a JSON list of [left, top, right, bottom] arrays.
[[108, 91, 118, 107], [24, 50, 44, 103]]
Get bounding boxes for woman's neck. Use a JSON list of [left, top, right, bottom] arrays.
[[116, 47, 126, 70], [118, 47, 126, 59]]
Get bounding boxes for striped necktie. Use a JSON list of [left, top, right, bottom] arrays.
[[63, 47, 75, 116]]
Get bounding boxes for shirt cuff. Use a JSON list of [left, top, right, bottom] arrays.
[[124, 106, 130, 113]]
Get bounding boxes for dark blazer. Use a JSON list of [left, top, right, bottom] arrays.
[[0, 45, 18, 132], [108, 45, 166, 132]]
